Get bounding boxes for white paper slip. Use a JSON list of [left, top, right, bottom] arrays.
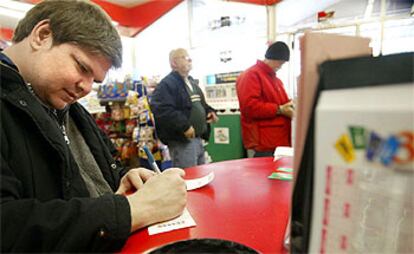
[[273, 146, 294, 161], [148, 208, 196, 235], [185, 172, 215, 191]]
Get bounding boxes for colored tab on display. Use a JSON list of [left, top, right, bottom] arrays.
[[335, 134, 355, 163], [349, 126, 367, 149], [379, 135, 400, 166], [366, 131, 383, 161]]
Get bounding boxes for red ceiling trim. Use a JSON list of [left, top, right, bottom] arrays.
[[92, 0, 182, 36], [129, 0, 182, 33], [22, 0, 40, 3], [22, 0, 183, 37], [92, 0, 130, 26], [227, 0, 280, 5], [0, 28, 14, 41]]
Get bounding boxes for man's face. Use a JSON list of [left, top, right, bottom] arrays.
[[31, 42, 111, 110], [269, 59, 286, 72], [174, 51, 192, 74]]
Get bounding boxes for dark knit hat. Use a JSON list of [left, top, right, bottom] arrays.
[[265, 41, 290, 61]]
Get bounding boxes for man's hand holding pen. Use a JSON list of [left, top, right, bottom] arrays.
[[115, 168, 155, 195], [116, 167, 187, 232]]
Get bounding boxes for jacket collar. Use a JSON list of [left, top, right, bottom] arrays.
[[1, 64, 69, 152], [256, 60, 275, 77], [0, 61, 26, 93], [0, 61, 69, 124], [170, 70, 197, 86], [0, 52, 19, 72], [171, 70, 186, 82]]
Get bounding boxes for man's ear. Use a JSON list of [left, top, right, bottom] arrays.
[[171, 59, 178, 69], [29, 19, 52, 50]]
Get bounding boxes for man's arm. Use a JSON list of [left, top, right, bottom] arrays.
[[0, 154, 131, 252], [150, 80, 191, 136], [194, 82, 218, 123], [237, 72, 287, 120], [1, 159, 187, 252]]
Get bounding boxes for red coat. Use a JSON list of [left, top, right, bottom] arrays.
[[236, 60, 291, 152]]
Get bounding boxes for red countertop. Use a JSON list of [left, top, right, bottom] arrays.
[[121, 157, 292, 253]]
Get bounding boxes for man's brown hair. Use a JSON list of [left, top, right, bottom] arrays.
[[13, 0, 122, 68]]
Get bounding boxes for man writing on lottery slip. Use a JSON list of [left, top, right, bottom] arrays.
[[0, 0, 186, 252]]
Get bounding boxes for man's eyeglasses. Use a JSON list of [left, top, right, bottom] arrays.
[[178, 56, 192, 61]]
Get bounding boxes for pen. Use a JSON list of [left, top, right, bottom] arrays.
[[142, 145, 162, 174]]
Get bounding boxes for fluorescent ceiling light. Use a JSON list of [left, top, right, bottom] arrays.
[[0, 0, 33, 12], [0, 6, 26, 19], [0, 0, 33, 24]]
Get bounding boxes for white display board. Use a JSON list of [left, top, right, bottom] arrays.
[[310, 83, 414, 253]]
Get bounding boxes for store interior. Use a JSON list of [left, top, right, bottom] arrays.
[[1, 0, 412, 166]]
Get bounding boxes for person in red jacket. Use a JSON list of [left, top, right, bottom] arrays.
[[236, 41, 294, 157]]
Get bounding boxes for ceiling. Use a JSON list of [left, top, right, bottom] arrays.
[[102, 0, 151, 7], [0, 0, 281, 40], [94, 0, 281, 7]]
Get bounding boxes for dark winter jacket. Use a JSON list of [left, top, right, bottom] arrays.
[[0, 62, 131, 252], [150, 71, 214, 144]]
